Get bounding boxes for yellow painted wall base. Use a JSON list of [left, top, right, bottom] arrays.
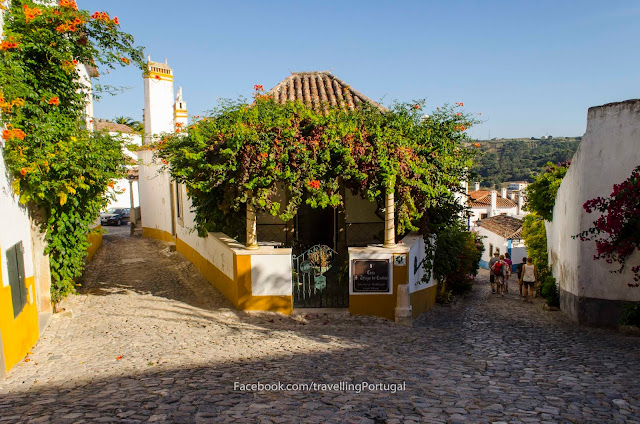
[[142, 227, 175, 243], [242, 296, 293, 314], [86, 226, 103, 263], [349, 294, 396, 320], [0, 276, 39, 374], [410, 285, 437, 318], [175, 238, 238, 307]]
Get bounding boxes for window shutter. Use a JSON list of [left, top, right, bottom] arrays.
[[6, 242, 26, 318]]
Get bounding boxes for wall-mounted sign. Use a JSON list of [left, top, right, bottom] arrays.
[[352, 259, 390, 293], [393, 254, 406, 267]]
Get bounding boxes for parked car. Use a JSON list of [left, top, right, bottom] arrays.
[[100, 208, 130, 226]]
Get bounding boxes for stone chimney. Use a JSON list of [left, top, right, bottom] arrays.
[[517, 192, 525, 215], [489, 190, 497, 217], [474, 182, 480, 191], [501, 188, 507, 199]]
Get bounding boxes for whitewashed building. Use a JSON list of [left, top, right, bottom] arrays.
[[137, 64, 436, 321], [475, 215, 527, 270], [465, 182, 526, 229]]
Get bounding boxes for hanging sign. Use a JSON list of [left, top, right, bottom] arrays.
[[352, 259, 390, 293]]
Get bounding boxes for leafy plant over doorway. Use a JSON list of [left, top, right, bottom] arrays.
[[0, 0, 145, 302], [156, 90, 478, 247]]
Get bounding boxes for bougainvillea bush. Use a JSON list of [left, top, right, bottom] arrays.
[[0, 0, 144, 302], [155, 91, 477, 242], [576, 165, 640, 287]]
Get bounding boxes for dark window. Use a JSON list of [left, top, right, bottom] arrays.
[[481, 213, 488, 219], [176, 183, 182, 219], [489, 243, 493, 257], [6, 241, 27, 318]]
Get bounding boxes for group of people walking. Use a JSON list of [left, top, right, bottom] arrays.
[[488, 252, 537, 303]]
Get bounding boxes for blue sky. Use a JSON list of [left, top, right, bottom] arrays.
[[82, 0, 640, 139]]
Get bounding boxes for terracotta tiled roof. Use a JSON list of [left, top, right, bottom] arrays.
[[478, 215, 523, 239], [469, 190, 491, 201], [468, 190, 517, 208], [96, 121, 135, 134], [267, 71, 386, 112]]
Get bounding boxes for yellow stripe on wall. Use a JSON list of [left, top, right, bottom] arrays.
[[86, 226, 103, 263]]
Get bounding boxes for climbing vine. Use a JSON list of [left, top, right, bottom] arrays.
[[576, 165, 640, 286], [156, 88, 477, 241], [0, 0, 145, 302]]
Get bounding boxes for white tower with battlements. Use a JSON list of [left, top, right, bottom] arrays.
[[143, 57, 175, 144]]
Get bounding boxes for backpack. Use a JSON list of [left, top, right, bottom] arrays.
[[493, 261, 503, 276]]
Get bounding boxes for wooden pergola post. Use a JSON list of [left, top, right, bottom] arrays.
[[383, 187, 396, 248], [246, 196, 259, 250]]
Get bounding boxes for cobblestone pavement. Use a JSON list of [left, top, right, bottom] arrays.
[[1, 228, 639, 423]]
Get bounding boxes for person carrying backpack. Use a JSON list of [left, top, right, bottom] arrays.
[[489, 252, 500, 294], [494, 255, 506, 296]]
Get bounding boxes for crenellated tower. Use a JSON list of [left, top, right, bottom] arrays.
[[143, 56, 175, 144]]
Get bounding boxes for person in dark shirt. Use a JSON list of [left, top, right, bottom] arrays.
[[504, 253, 513, 293], [516, 257, 527, 297]]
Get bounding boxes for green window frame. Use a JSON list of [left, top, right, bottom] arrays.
[[6, 241, 27, 318]]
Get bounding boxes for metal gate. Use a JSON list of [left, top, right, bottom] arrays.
[[292, 245, 348, 308]]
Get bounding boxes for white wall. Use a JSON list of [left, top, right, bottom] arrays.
[[249, 254, 292, 296], [548, 100, 640, 303], [476, 227, 507, 266], [137, 150, 173, 236], [0, 149, 35, 287], [403, 233, 435, 292]]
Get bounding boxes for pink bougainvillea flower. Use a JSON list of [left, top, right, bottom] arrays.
[[254, 84, 264, 91]]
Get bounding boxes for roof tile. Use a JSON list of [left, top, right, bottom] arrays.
[[268, 71, 386, 112]]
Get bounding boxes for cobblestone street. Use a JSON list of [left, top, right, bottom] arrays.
[[1, 228, 639, 423]]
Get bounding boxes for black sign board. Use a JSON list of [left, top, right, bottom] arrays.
[[352, 259, 390, 293]]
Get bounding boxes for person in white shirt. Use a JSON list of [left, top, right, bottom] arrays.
[[520, 257, 537, 303]]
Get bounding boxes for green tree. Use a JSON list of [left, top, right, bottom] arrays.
[[525, 162, 568, 221], [114, 115, 143, 132], [0, 0, 145, 302]]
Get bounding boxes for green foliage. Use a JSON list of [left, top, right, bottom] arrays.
[[114, 116, 143, 132], [471, 139, 579, 188], [432, 223, 484, 296], [521, 213, 549, 279], [619, 303, 640, 327], [525, 162, 569, 221], [0, 0, 145, 302], [156, 93, 477, 242], [541, 275, 559, 307]]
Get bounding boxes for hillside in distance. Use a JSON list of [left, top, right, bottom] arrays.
[[469, 137, 581, 188]]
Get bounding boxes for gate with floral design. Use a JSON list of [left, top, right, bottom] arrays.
[[292, 244, 348, 308]]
